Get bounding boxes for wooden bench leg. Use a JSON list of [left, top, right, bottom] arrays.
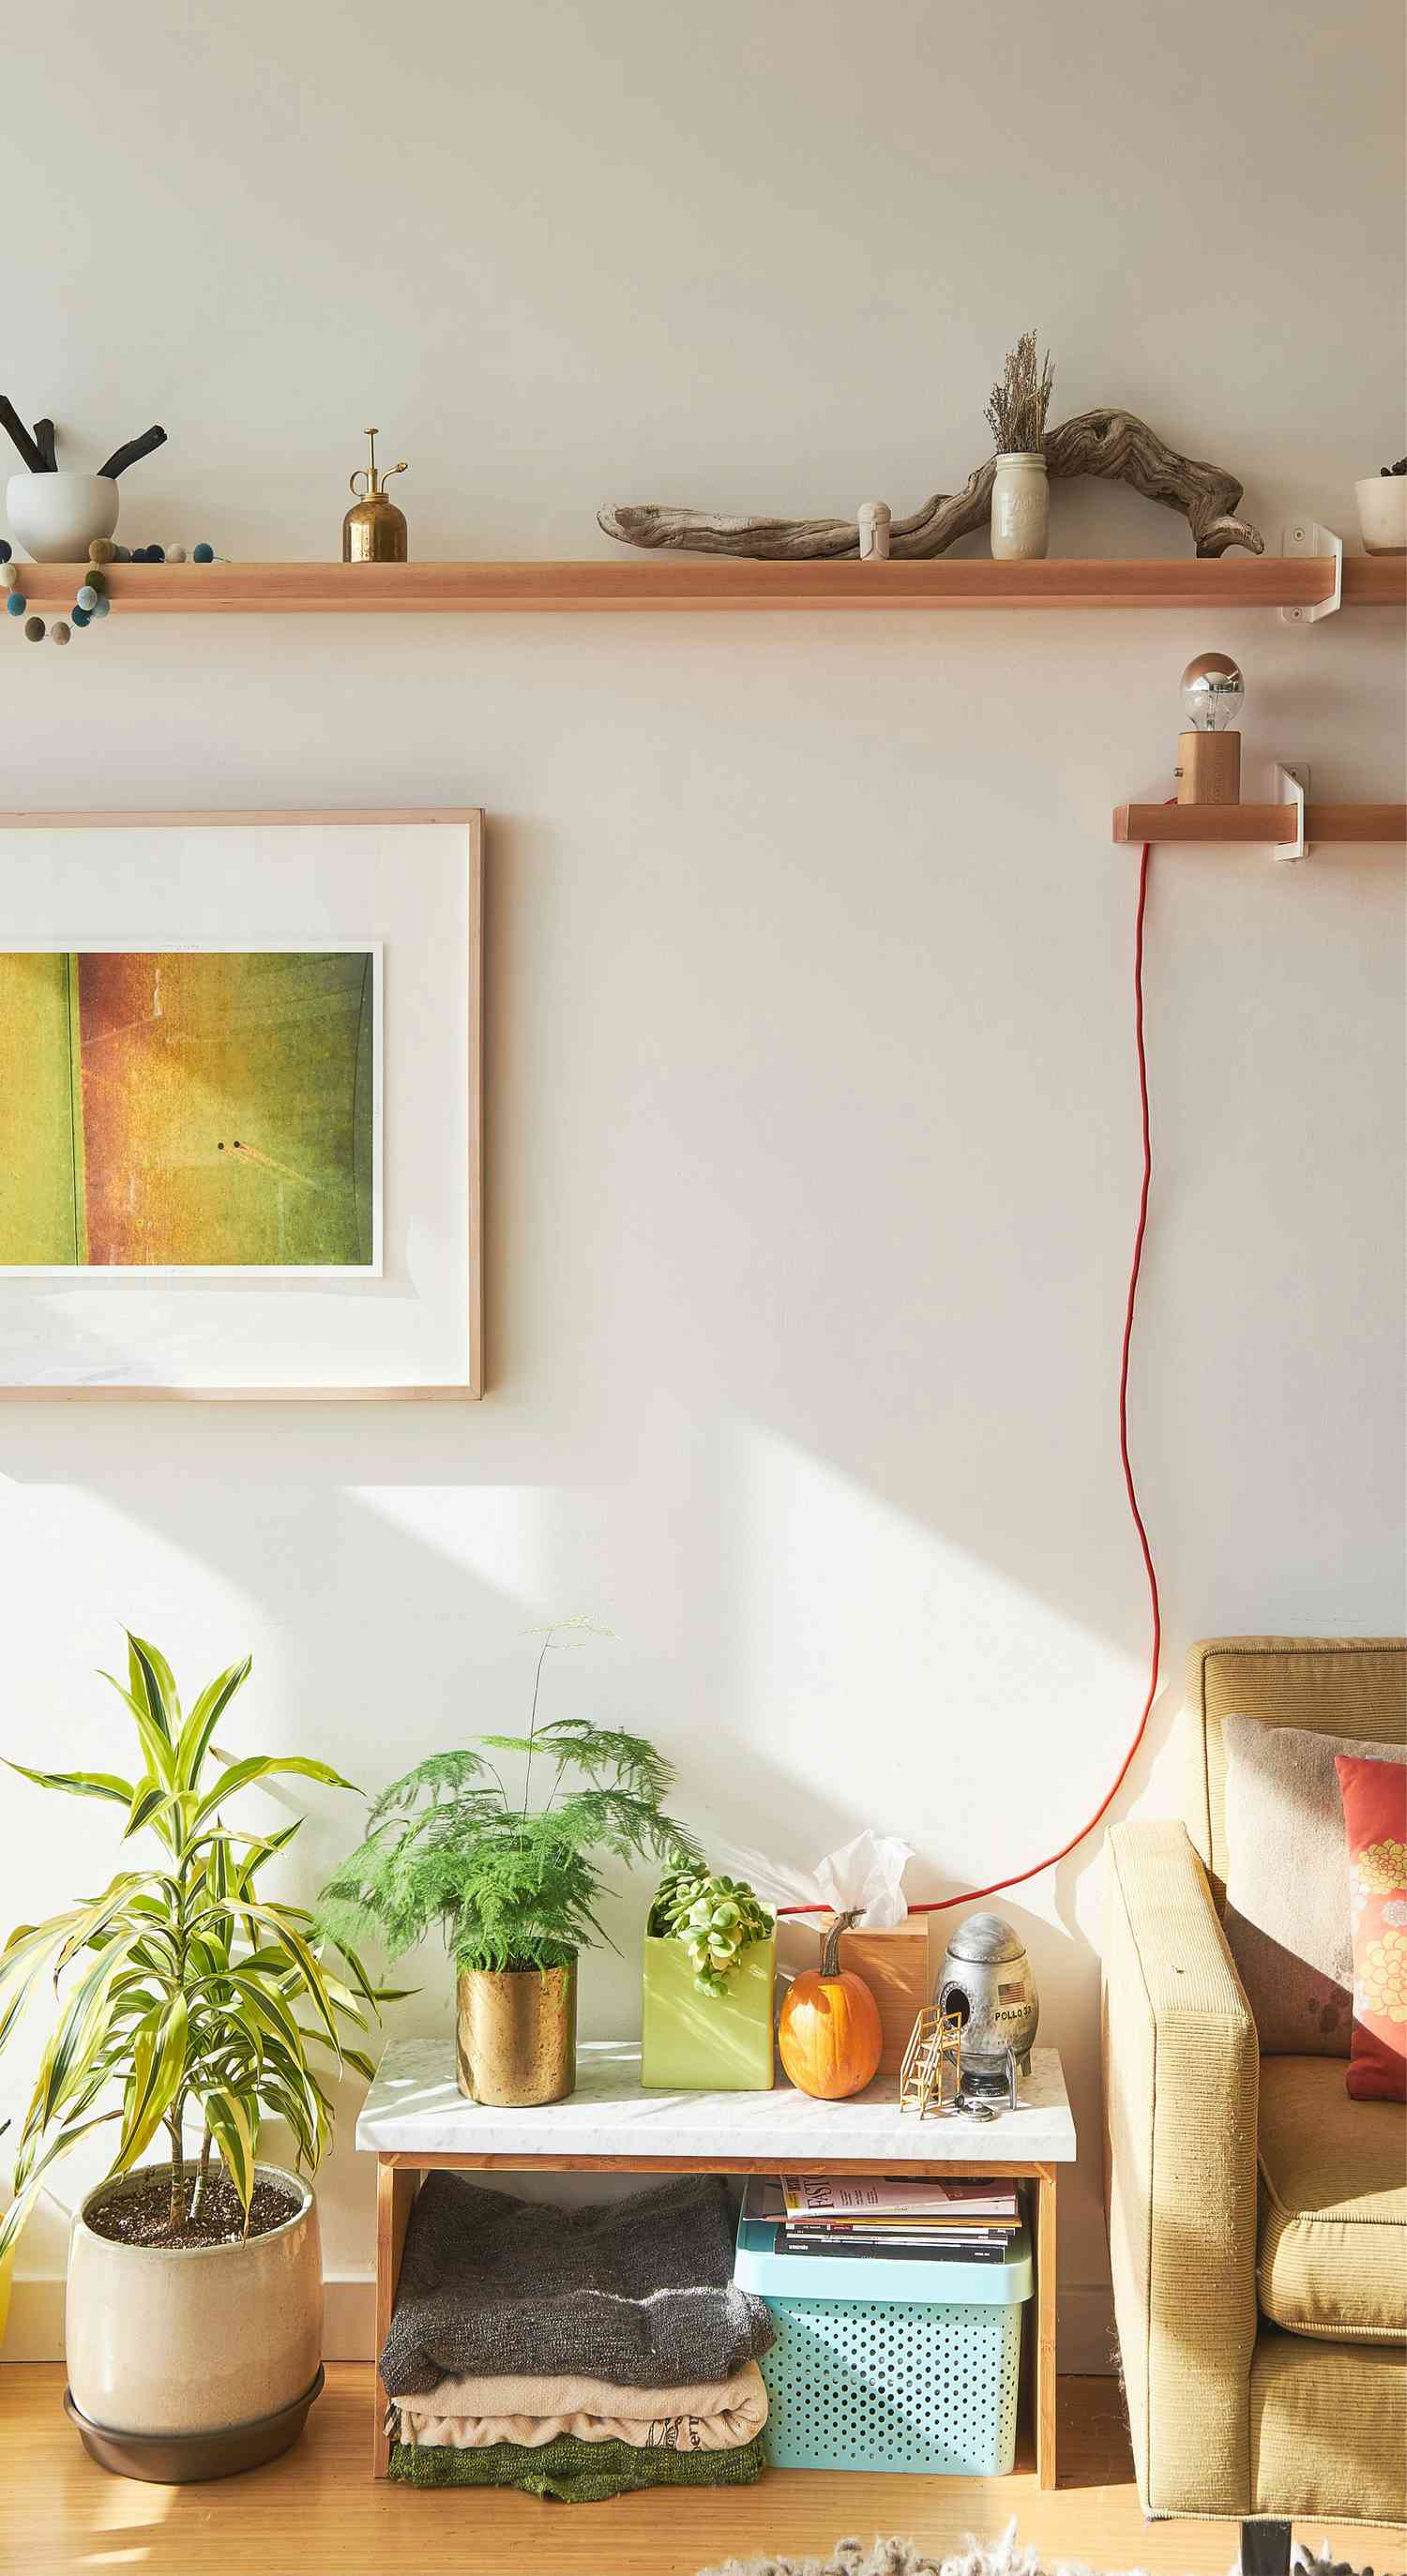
[[1035, 2165, 1057, 2490], [372, 2161, 418, 2478]]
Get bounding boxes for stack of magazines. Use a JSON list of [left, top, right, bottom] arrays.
[[748, 2173, 1021, 2265]]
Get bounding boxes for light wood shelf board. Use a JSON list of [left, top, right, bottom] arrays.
[[1114, 801, 1407, 844], [6, 556, 1403, 613]]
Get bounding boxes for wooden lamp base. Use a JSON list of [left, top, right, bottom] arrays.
[[1176, 730, 1241, 804]]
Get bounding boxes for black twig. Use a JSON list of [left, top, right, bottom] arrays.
[[98, 424, 168, 481], [0, 398, 46, 473], [33, 418, 56, 471]]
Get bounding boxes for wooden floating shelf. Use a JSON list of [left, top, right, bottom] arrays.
[[1113, 802, 1407, 845], [8, 556, 1405, 614]]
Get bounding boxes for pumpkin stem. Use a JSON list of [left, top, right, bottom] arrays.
[[821, 1907, 863, 1979]]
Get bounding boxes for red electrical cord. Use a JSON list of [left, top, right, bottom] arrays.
[[779, 838, 1162, 1921]]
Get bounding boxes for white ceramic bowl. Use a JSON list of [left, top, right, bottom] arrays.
[[1355, 475, 1407, 556], [6, 471, 120, 563]]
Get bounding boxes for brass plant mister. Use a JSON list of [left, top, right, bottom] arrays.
[[342, 428, 408, 562]]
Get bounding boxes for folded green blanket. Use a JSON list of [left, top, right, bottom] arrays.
[[388, 2432, 767, 2503]]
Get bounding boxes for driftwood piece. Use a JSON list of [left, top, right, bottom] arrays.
[[598, 408, 1263, 560], [98, 424, 168, 481]]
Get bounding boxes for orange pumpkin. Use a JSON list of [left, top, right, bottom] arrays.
[[779, 1908, 884, 2100]]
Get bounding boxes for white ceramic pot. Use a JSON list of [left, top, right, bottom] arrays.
[[6, 471, 119, 563], [66, 2164, 323, 2442], [991, 452, 1050, 562], [1355, 475, 1407, 555]]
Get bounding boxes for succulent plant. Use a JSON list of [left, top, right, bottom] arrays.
[[647, 1867, 773, 1999]]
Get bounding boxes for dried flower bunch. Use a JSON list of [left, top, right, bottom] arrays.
[[985, 333, 1055, 457]]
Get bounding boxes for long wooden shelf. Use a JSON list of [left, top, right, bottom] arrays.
[[1114, 801, 1407, 844], [8, 555, 1404, 614]]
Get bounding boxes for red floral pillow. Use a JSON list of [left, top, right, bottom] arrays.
[[1336, 1751, 1407, 2101]]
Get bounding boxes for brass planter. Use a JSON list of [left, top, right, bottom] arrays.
[[456, 1963, 577, 2106]]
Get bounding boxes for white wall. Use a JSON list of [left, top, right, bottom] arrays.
[[3, 0, 1403, 2370]]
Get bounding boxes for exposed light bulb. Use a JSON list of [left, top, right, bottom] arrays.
[[1180, 652, 1245, 733]]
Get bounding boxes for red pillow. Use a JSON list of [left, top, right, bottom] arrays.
[[1336, 1751, 1407, 2101]]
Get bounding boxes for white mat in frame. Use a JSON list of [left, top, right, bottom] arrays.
[[0, 809, 482, 1398]]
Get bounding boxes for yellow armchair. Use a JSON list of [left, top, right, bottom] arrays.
[[1101, 1638, 1406, 2556]]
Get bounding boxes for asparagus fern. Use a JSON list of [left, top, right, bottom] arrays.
[[317, 1627, 700, 1974]]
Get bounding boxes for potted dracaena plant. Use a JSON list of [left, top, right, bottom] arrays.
[[0, 1633, 404, 2483], [317, 1622, 699, 2108], [642, 1869, 777, 2091]]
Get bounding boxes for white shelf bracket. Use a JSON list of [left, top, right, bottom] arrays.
[[1275, 761, 1309, 861], [1280, 521, 1342, 625]]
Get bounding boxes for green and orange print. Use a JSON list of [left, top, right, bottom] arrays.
[[0, 949, 376, 1268]]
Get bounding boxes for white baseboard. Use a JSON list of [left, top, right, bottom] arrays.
[[4, 2275, 1121, 2373], [3, 2278, 65, 2361]]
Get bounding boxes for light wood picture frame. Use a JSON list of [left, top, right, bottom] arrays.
[[0, 809, 483, 1400]]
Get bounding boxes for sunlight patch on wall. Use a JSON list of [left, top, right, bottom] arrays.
[[712, 1420, 1154, 1921]]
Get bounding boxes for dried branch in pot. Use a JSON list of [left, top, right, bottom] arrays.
[[0, 397, 47, 474], [985, 331, 1055, 455], [98, 425, 168, 481]]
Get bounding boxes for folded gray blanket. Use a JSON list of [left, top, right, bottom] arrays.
[[379, 2173, 773, 2397]]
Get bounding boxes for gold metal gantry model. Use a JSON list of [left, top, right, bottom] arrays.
[[899, 2003, 964, 2117]]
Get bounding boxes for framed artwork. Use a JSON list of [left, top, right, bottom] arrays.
[[0, 811, 482, 1398]]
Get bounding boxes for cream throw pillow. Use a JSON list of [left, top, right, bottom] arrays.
[[1221, 1714, 1404, 2056]]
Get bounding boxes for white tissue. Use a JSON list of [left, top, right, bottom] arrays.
[[809, 1829, 915, 1928], [712, 1826, 915, 1928]]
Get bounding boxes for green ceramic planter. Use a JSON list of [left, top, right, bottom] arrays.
[[640, 1933, 776, 2091]]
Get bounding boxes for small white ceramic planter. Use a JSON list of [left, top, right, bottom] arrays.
[[6, 471, 119, 563], [991, 452, 1050, 562], [66, 2163, 323, 2467], [1355, 475, 1407, 555]]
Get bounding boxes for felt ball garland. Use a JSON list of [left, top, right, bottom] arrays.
[[0, 534, 223, 647]]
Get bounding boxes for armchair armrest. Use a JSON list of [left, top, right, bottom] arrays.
[[1102, 1819, 1259, 2517]]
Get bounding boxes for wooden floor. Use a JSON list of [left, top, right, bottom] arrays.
[[1, 2366, 1400, 2576]]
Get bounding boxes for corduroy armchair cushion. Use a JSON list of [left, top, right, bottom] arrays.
[[1256, 2056, 1407, 2338], [1185, 1636, 1406, 1904], [1250, 2331, 1407, 2524]]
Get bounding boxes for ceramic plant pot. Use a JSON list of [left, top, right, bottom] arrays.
[[1356, 475, 1407, 555], [456, 1961, 577, 2105], [6, 472, 119, 562], [641, 1933, 777, 2090], [65, 2163, 323, 2481], [990, 452, 1050, 562]]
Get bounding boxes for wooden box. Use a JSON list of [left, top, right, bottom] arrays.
[[817, 1915, 938, 2076]]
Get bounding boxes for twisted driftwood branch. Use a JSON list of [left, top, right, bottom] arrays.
[[598, 408, 1263, 560]]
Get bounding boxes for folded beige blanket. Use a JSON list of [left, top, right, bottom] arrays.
[[395, 2359, 769, 2452]]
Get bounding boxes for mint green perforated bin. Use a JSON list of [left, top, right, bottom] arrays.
[[734, 2209, 1031, 2476]]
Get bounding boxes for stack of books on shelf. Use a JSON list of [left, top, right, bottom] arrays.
[[750, 2172, 1021, 2265]]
